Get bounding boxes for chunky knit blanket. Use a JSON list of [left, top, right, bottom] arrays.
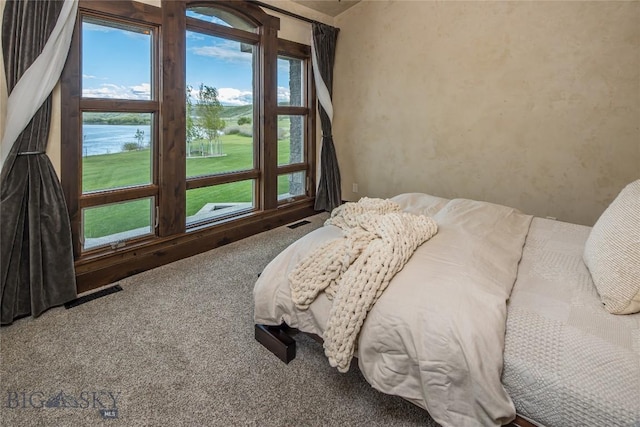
[[289, 198, 438, 372]]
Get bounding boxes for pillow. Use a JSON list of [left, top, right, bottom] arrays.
[[583, 179, 640, 314]]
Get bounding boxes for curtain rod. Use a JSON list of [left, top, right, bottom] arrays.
[[249, 0, 325, 26]]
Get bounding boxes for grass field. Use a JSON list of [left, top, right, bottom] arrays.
[[82, 132, 298, 239]]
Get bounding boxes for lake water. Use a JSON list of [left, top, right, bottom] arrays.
[[82, 124, 152, 156]]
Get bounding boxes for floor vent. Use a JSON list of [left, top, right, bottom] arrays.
[[287, 220, 311, 229], [65, 285, 123, 309]]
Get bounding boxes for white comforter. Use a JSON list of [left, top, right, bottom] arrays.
[[290, 198, 438, 372], [254, 193, 533, 426]]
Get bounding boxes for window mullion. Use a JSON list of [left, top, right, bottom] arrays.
[[259, 24, 280, 210], [80, 99, 158, 112], [159, 0, 187, 237]]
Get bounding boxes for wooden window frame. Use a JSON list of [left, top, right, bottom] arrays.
[[183, 7, 261, 229], [276, 39, 316, 205], [61, 0, 316, 293], [61, 1, 162, 258]]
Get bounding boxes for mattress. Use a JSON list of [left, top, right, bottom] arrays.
[[503, 218, 640, 426]]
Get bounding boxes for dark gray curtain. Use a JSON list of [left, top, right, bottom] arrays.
[[1, 0, 76, 325], [312, 23, 341, 212]]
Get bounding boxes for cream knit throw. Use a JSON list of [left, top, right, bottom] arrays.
[[289, 198, 438, 372]]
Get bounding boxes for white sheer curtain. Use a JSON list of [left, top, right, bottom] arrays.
[[0, 0, 77, 174], [311, 38, 332, 190], [311, 39, 333, 125]]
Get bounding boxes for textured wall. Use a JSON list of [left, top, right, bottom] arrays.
[[333, 0, 640, 225]]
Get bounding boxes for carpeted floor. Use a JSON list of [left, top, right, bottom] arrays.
[[0, 213, 439, 427]]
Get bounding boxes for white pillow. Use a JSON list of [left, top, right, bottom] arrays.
[[583, 179, 640, 314]]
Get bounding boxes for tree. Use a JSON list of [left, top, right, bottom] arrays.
[[134, 128, 145, 148], [186, 85, 202, 157], [237, 116, 251, 126], [196, 84, 225, 156]]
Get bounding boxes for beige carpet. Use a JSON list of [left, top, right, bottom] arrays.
[[0, 213, 439, 427]]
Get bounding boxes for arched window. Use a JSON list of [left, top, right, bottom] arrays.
[[187, 5, 257, 31], [183, 3, 261, 226]]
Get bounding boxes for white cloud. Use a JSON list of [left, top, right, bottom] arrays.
[[216, 87, 253, 106], [82, 83, 151, 100], [187, 86, 290, 106], [277, 86, 290, 104], [131, 83, 151, 97], [83, 74, 108, 80], [190, 40, 252, 63], [84, 81, 286, 106]]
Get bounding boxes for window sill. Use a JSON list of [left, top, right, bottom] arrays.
[[73, 198, 316, 293]]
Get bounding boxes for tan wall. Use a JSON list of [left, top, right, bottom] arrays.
[[333, 0, 640, 225], [260, 0, 334, 43]]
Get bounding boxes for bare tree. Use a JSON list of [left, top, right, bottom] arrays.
[[186, 85, 203, 157], [196, 84, 225, 156], [134, 128, 145, 149]]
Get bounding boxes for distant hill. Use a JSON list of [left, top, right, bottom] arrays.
[[84, 106, 254, 126], [219, 105, 252, 119], [83, 112, 151, 125]]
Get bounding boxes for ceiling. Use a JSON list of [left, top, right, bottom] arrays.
[[291, 0, 361, 17]]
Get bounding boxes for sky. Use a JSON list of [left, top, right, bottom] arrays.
[[82, 16, 292, 106]]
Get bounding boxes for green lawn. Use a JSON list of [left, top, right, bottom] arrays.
[[82, 133, 297, 239]]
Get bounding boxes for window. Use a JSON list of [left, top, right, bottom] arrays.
[[186, 6, 257, 32], [75, 14, 159, 253], [185, 8, 258, 227], [61, 1, 315, 292], [276, 42, 315, 204]]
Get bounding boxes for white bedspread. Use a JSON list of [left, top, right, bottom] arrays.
[[254, 194, 533, 426], [503, 218, 640, 426]]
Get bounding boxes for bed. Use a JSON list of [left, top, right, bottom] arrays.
[[253, 182, 640, 427]]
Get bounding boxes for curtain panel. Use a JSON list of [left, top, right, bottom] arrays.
[[311, 23, 341, 212], [1, 0, 77, 325]]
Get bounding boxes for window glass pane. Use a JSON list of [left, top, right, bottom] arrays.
[[186, 31, 255, 177], [82, 17, 152, 100], [278, 56, 304, 107], [278, 172, 306, 202], [187, 7, 256, 32], [82, 198, 154, 251], [278, 115, 304, 166], [82, 112, 152, 193], [186, 180, 255, 225]]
